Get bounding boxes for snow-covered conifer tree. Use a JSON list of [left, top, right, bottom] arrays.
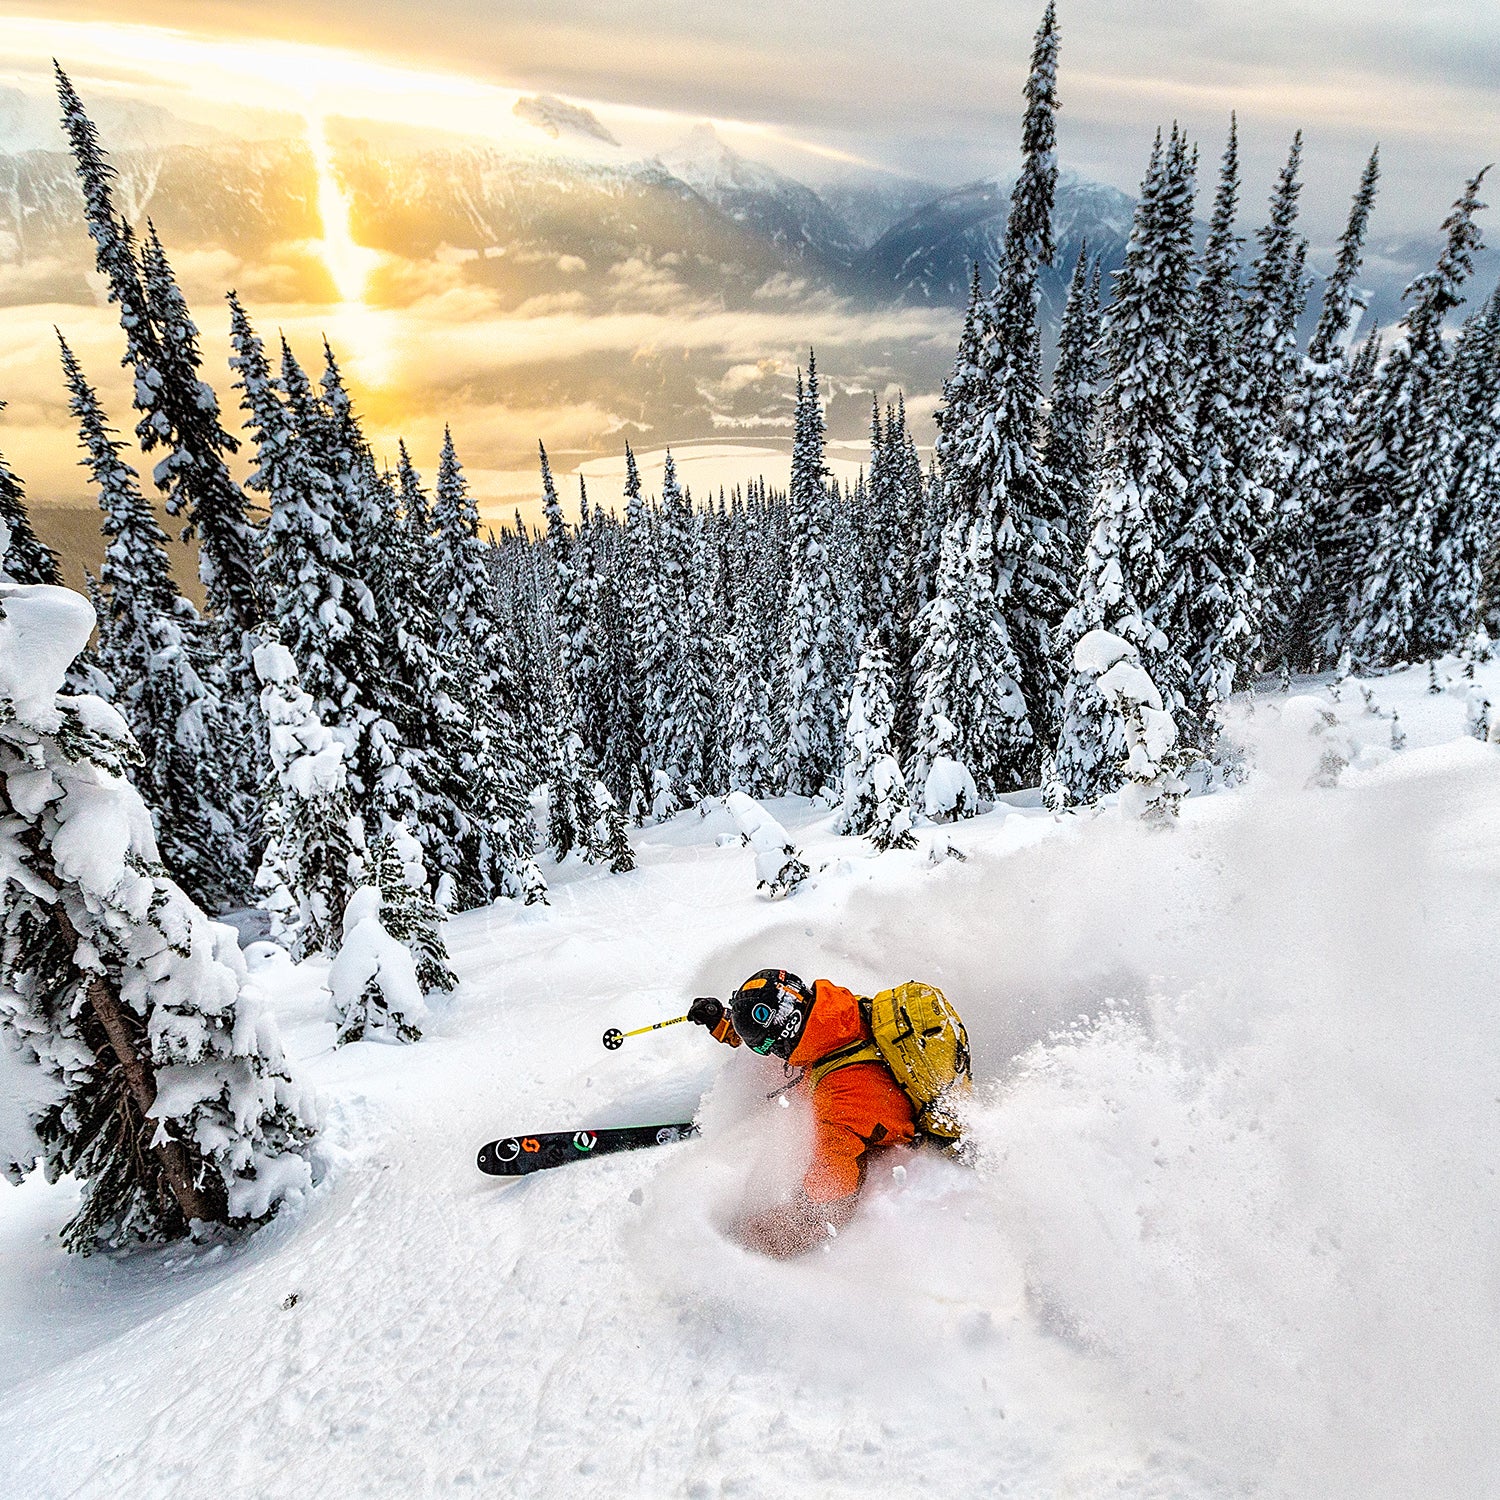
[[546, 729, 635, 871], [1074, 629, 1187, 826], [599, 443, 651, 817], [56, 70, 260, 640], [1429, 285, 1500, 648], [1160, 119, 1258, 740], [1341, 170, 1489, 667], [428, 429, 545, 906], [684, 504, 728, 792], [0, 405, 60, 585], [57, 72, 265, 838], [636, 461, 686, 814], [367, 826, 456, 995], [1349, 324, 1382, 390], [137, 223, 261, 637], [859, 397, 911, 659], [1047, 606, 1127, 811], [1272, 148, 1381, 672], [1044, 246, 1102, 579], [596, 569, 649, 818], [60, 334, 250, 911], [911, 516, 1033, 805], [250, 337, 377, 757], [254, 642, 365, 961], [312, 346, 457, 850], [1461, 303, 1500, 644], [1, 545, 316, 1251], [784, 355, 852, 796], [1100, 129, 1196, 695], [327, 884, 425, 1046], [836, 631, 916, 850], [1239, 135, 1309, 462], [726, 792, 809, 900], [591, 441, 645, 822], [721, 492, 783, 797], [934, 2, 1067, 741], [635, 452, 714, 812], [537, 459, 633, 871], [724, 617, 781, 799], [397, 440, 432, 558], [1050, 130, 1196, 804], [928, 264, 984, 584], [549, 465, 612, 770]]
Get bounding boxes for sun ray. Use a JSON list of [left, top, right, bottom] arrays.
[[305, 111, 378, 304]]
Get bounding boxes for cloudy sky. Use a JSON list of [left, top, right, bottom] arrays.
[[8, 1, 1498, 236], [0, 2, 1496, 551]]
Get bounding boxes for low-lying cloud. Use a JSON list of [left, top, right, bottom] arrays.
[[2, 226, 956, 551]]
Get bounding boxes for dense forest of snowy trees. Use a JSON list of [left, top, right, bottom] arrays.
[[3, 9, 1500, 1249]]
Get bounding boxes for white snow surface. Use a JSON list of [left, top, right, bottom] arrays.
[[0, 580, 96, 724], [1072, 626, 1137, 679], [3, 659, 1499, 1499], [725, 790, 806, 895], [327, 885, 428, 1039], [923, 753, 980, 818]]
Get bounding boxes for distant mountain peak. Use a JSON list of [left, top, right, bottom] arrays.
[[512, 95, 618, 148], [0, 84, 222, 157], [660, 123, 780, 198]]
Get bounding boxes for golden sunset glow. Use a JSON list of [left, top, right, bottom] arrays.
[[2, 4, 1492, 541], [305, 111, 378, 303], [0, 15, 854, 171]]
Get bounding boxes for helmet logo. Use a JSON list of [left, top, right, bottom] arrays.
[[734, 969, 811, 1058]]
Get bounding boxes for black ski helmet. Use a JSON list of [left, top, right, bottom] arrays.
[[730, 969, 814, 1059]]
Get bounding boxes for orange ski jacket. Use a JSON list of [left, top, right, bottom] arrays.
[[713, 978, 916, 1205], [789, 980, 917, 1204]]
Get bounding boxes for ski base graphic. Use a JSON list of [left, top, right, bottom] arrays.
[[476, 1122, 698, 1176]]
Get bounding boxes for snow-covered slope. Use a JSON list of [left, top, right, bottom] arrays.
[[3, 657, 1498, 1499]]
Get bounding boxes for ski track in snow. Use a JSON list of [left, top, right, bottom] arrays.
[[2, 661, 1499, 1499]]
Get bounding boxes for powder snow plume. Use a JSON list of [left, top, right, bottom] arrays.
[[632, 708, 1500, 1500]]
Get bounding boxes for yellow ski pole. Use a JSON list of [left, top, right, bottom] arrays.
[[602, 1015, 690, 1050]]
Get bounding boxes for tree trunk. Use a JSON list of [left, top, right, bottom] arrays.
[[52, 903, 214, 1229]]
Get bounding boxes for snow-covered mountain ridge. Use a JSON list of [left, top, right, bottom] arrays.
[[1, 89, 1484, 343]]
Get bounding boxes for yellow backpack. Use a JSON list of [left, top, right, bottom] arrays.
[[807, 981, 973, 1139]]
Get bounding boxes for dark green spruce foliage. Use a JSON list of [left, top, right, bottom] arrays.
[[1339, 170, 1489, 668], [1273, 148, 1381, 671], [60, 334, 249, 911], [0, 403, 60, 585]]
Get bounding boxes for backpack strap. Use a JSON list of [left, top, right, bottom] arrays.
[[807, 1040, 882, 1088]]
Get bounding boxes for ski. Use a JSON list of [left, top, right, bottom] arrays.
[[476, 1122, 699, 1177]]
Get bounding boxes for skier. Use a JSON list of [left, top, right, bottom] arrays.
[[688, 969, 969, 1257]]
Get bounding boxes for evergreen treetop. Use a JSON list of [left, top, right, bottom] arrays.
[[0, 399, 60, 586]]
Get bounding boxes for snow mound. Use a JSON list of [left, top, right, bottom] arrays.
[[923, 754, 979, 819], [327, 886, 426, 1044], [0, 582, 94, 722]]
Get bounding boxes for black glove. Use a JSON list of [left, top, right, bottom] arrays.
[[688, 996, 724, 1028]]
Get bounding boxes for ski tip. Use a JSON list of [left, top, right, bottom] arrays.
[[476, 1136, 523, 1174]]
